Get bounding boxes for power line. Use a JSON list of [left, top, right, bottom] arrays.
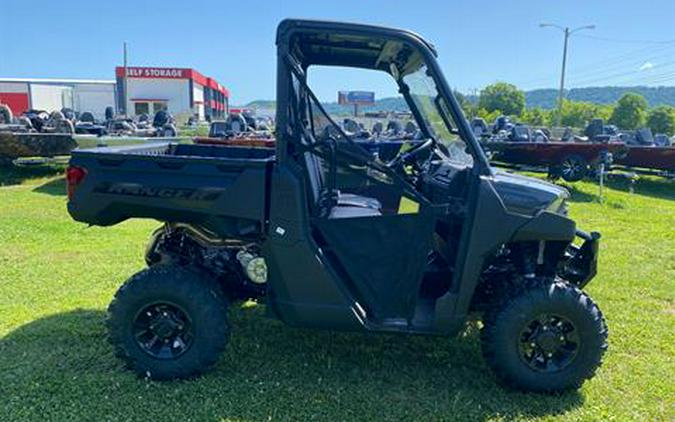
[[568, 44, 675, 78], [568, 59, 675, 86], [574, 34, 675, 45], [519, 42, 675, 88], [508, 33, 675, 89], [571, 69, 675, 87], [617, 70, 675, 85]]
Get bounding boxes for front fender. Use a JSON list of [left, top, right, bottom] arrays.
[[432, 177, 583, 335], [511, 211, 576, 242]]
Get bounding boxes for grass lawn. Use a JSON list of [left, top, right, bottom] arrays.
[[0, 166, 673, 421]]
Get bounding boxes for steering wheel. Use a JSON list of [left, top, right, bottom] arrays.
[[387, 138, 435, 171]]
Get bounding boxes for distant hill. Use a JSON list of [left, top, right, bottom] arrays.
[[244, 100, 276, 109], [525, 86, 675, 109], [244, 86, 675, 113]]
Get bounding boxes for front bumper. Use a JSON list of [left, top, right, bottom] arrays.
[[560, 229, 601, 288]]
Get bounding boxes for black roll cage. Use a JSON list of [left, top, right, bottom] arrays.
[[282, 53, 430, 205], [274, 19, 493, 177]]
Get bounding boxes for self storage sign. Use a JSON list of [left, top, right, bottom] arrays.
[[122, 67, 187, 79]]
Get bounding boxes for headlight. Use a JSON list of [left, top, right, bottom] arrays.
[[555, 199, 569, 216], [547, 195, 568, 216]]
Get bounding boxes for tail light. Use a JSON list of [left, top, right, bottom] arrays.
[[66, 166, 87, 200]]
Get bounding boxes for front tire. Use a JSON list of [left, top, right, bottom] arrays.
[[481, 280, 607, 392], [107, 265, 230, 380]]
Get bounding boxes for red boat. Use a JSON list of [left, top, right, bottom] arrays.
[[614, 146, 675, 172], [484, 141, 627, 182]]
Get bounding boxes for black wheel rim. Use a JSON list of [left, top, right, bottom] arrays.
[[518, 314, 579, 372], [562, 159, 584, 180], [133, 302, 193, 360]]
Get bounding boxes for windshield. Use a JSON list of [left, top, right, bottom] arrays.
[[402, 64, 474, 167]]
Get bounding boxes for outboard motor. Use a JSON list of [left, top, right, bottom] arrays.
[[153, 110, 169, 128], [493, 115, 511, 134], [584, 118, 604, 140], [79, 111, 95, 123], [152, 110, 177, 137]]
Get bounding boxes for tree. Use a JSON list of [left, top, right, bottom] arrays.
[[558, 100, 608, 129], [646, 106, 675, 136], [476, 108, 503, 125], [594, 104, 614, 122], [609, 93, 648, 130], [521, 107, 551, 127], [478, 82, 525, 116], [453, 90, 475, 117]]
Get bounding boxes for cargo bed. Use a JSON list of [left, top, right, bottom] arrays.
[[67, 142, 275, 239]]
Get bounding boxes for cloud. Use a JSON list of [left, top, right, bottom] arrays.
[[639, 62, 654, 71]]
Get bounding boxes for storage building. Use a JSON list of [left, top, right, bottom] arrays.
[[115, 67, 228, 120], [0, 78, 116, 119]]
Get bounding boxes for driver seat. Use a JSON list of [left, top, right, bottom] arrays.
[[303, 152, 382, 218]]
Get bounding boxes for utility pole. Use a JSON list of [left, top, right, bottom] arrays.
[[540, 23, 595, 127], [123, 42, 128, 118]]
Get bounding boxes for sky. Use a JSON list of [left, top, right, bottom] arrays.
[[2, 0, 675, 104]]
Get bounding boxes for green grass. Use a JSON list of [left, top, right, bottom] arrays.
[[178, 125, 210, 137], [0, 167, 673, 421]]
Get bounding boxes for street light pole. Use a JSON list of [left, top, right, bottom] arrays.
[[540, 23, 595, 127], [557, 27, 569, 128]]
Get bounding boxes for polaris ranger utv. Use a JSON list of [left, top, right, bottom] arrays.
[[66, 19, 606, 392]]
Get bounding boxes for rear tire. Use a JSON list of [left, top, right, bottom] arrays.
[[107, 265, 230, 380], [481, 279, 607, 392]]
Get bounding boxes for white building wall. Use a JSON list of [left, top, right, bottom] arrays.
[[192, 83, 204, 119], [73, 83, 116, 119], [125, 78, 190, 116], [30, 84, 73, 112]]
